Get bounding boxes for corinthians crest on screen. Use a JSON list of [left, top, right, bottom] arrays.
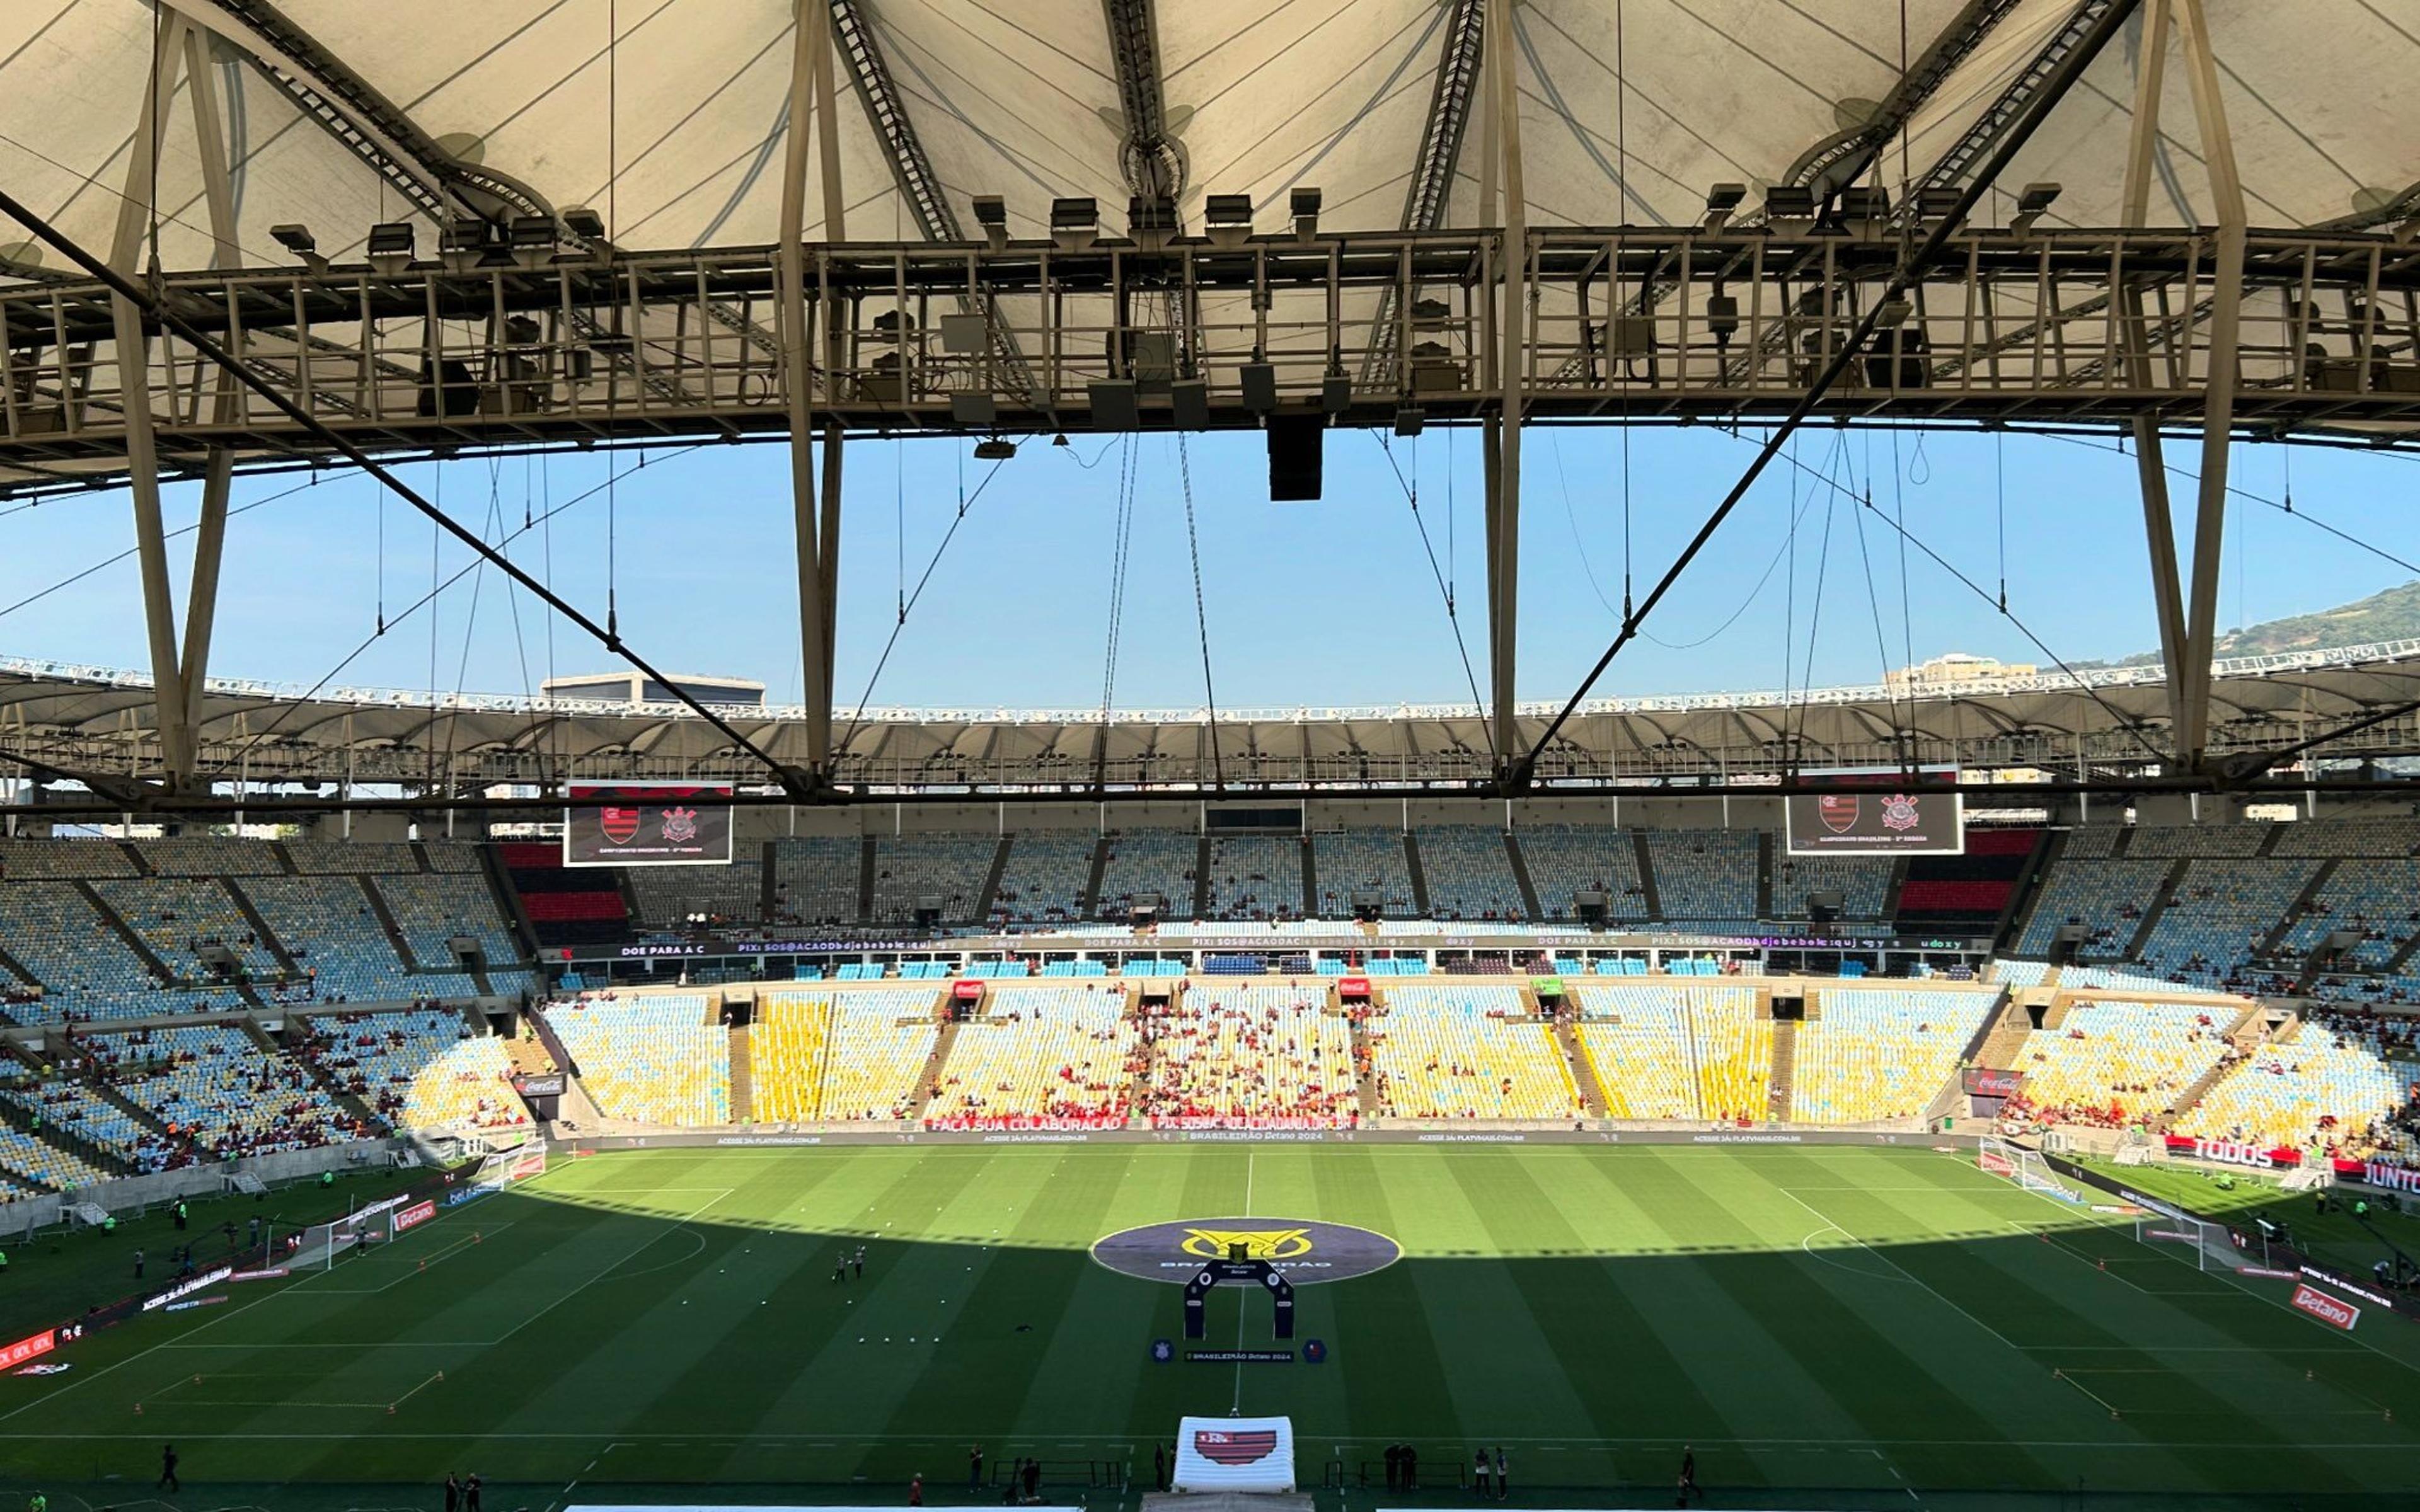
[[1818, 793, 1861, 833], [659, 806, 700, 844]]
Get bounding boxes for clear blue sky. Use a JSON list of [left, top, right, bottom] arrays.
[[2, 423, 2411, 712]]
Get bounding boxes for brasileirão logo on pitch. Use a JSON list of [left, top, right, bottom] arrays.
[[1090, 1216, 1400, 1283]]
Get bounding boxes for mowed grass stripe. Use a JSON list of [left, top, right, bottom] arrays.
[[1315, 1147, 1464, 1453]]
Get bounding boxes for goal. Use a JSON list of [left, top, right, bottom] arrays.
[[1979, 1136, 2080, 1202], [2136, 1210, 2239, 1271]]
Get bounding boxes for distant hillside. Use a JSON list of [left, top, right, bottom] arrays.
[[2080, 579, 2420, 668]]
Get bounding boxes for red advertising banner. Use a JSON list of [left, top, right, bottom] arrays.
[[0, 1329, 54, 1370], [392, 1200, 436, 1234], [1337, 976, 1372, 998], [2291, 1283, 2361, 1331], [1962, 1068, 2024, 1097], [2334, 1157, 2420, 1193], [953, 980, 984, 1001], [2165, 1135, 2303, 1169]]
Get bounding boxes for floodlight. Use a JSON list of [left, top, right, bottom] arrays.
[[562, 207, 606, 241], [2011, 181, 2061, 233], [1128, 193, 1179, 249], [1872, 297, 1913, 328], [972, 437, 1017, 461], [366, 222, 416, 272], [1291, 186, 1322, 241], [1835, 185, 1889, 235], [440, 217, 492, 271], [270, 224, 316, 256], [1204, 193, 1253, 248], [1702, 183, 1744, 231], [1050, 197, 1098, 251], [1763, 185, 1816, 228], [972, 195, 1008, 252], [1914, 187, 1964, 226]]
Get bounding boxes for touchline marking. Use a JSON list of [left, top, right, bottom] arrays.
[[10, 1431, 2420, 1451], [1233, 1148, 1256, 1417], [1773, 1186, 2030, 1356]]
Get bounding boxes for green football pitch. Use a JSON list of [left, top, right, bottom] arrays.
[[3, 1142, 2418, 1508]]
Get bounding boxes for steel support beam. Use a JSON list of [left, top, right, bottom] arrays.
[[1486, 0, 1525, 770], [781, 1, 831, 781], [2173, 0, 2248, 769], [1101, 0, 1180, 200], [1361, 0, 1483, 388], [1785, 0, 2025, 198], [179, 23, 243, 746]]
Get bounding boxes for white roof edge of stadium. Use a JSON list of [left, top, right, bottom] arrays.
[[4, 638, 2419, 726]]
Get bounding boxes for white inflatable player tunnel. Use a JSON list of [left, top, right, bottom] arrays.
[[1172, 1416, 1294, 1493]]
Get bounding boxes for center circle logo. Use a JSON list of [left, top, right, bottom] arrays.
[[1091, 1217, 1401, 1285]]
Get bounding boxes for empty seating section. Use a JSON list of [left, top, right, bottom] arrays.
[[628, 860, 763, 927], [307, 1009, 524, 1131], [0, 1126, 110, 1193], [868, 835, 996, 924], [2128, 825, 2268, 858], [1313, 830, 1415, 918], [544, 995, 729, 1125], [0, 1080, 170, 1168], [2013, 859, 2170, 958], [423, 844, 485, 873], [769, 838, 863, 924], [286, 841, 420, 874], [1689, 991, 1772, 1120], [1368, 985, 1577, 1119], [94, 878, 282, 978], [1517, 827, 1651, 921], [1139, 983, 1356, 1125], [137, 838, 283, 876], [1791, 989, 1991, 1123], [1572, 985, 1702, 1119], [2058, 964, 2229, 995], [2276, 859, 2420, 971], [2135, 861, 2318, 989], [2013, 999, 2233, 1121], [0, 881, 241, 1022], [991, 833, 1097, 927], [98, 1023, 358, 1157], [1770, 854, 1891, 920], [1096, 831, 1197, 920], [1202, 835, 1304, 921], [1644, 830, 1759, 920], [376, 873, 521, 970], [817, 988, 940, 1120], [2273, 818, 2420, 859], [0, 840, 137, 879], [2059, 827, 2124, 859], [2173, 1028, 2402, 1153], [239, 877, 412, 1002], [1989, 959, 2052, 988], [1415, 827, 1524, 920], [926, 983, 1136, 1123], [751, 992, 834, 1120]]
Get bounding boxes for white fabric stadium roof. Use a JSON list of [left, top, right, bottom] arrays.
[[1, 0, 2413, 283]]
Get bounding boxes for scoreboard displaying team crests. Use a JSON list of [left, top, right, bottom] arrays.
[[1784, 769, 1966, 856], [563, 781, 735, 868]]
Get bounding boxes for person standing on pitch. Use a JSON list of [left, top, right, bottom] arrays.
[[465, 1473, 481, 1512], [854, 1244, 866, 1280], [444, 1472, 461, 1512], [834, 1252, 848, 1284], [158, 1445, 180, 1492], [1022, 1457, 1040, 1501], [908, 1474, 923, 1507], [1383, 1445, 1400, 1491], [132, 1248, 144, 1280], [1153, 1443, 1168, 1491], [969, 1445, 983, 1491], [1473, 1448, 1490, 1498], [1678, 1446, 1700, 1504], [1403, 1445, 1417, 1492], [1494, 1447, 1507, 1500]]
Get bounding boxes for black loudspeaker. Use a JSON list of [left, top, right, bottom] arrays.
[[1269, 416, 1323, 500]]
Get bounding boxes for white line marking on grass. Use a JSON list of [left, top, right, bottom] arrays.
[[1772, 1186, 2031, 1354], [16, 1430, 2420, 1451], [1233, 1150, 1256, 1416], [286, 1223, 520, 1295]]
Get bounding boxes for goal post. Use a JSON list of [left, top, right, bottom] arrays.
[[1979, 1136, 2082, 1203], [2136, 1210, 2238, 1271]]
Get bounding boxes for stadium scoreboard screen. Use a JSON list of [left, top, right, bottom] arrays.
[[563, 781, 734, 867], [1785, 774, 1964, 856]]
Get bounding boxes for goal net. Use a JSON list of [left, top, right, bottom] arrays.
[[2136, 1210, 2239, 1271], [1979, 1137, 2082, 1203]]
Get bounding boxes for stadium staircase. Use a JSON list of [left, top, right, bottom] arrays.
[[614, 866, 648, 928], [74, 879, 176, 985], [1191, 835, 1213, 917], [727, 1021, 754, 1123], [476, 844, 543, 965], [974, 837, 1012, 920], [1550, 1017, 1610, 1117], [0, 939, 43, 992], [1345, 992, 1380, 1120], [1881, 858, 1910, 920], [359, 878, 422, 970], [2120, 860, 2191, 960], [1766, 1004, 1797, 1122], [2257, 858, 2339, 960], [1995, 829, 2068, 953], [904, 1019, 960, 1123], [1754, 833, 1774, 920], [222, 879, 302, 979], [1079, 836, 1110, 920], [265, 841, 304, 874], [1969, 1000, 2036, 1072], [855, 838, 878, 923], [1403, 832, 1431, 916], [118, 841, 153, 875], [1299, 837, 1318, 917], [1504, 832, 1543, 919], [1631, 831, 1664, 920]]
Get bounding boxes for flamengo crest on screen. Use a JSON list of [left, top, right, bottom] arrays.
[[1092, 1217, 1400, 1284]]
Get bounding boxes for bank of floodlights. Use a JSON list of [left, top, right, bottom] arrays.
[[1050, 197, 1098, 251], [2010, 182, 2062, 234], [972, 196, 1010, 252], [366, 221, 415, 273]]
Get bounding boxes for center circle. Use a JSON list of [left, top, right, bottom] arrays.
[[1090, 1217, 1401, 1285]]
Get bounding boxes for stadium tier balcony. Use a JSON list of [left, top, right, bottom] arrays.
[[2126, 825, 2271, 859], [374, 873, 522, 973], [1201, 834, 1305, 922], [2009, 999, 2234, 1125], [305, 1009, 525, 1133], [1515, 826, 1652, 923], [543, 995, 730, 1125], [990, 832, 1097, 930], [1414, 827, 1526, 922], [769, 837, 866, 925], [0, 1079, 173, 1170], [0, 1126, 111, 1195], [0, 879, 246, 1024], [100, 1022, 362, 1161], [1769, 853, 1892, 920], [0, 839, 138, 879], [1313, 830, 1417, 919], [925, 983, 1136, 1125], [1138, 982, 1356, 1126], [2013, 858, 2172, 958], [2058, 827, 2126, 859], [1095, 830, 1199, 922], [2172, 1021, 2404, 1154], [868, 834, 998, 925], [2273, 859, 2420, 972], [1368, 984, 1579, 1120], [242, 876, 417, 1002], [93, 877, 284, 980], [136, 837, 285, 876], [2271, 818, 2420, 859], [1986, 959, 2053, 988], [1790, 988, 1992, 1123], [2133, 860, 2320, 991], [628, 857, 765, 929], [1642, 830, 1760, 921], [285, 840, 421, 874], [422, 844, 486, 873]]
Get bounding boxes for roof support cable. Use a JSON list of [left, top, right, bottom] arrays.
[[1177, 433, 1224, 791], [0, 186, 807, 794], [835, 451, 1009, 755], [1373, 432, 1490, 750]]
